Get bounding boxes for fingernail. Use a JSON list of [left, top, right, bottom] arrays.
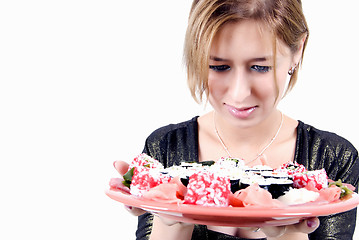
[[307, 219, 317, 228]]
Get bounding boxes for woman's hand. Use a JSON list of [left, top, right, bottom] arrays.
[[113, 160, 195, 221], [113, 160, 146, 216], [113, 160, 191, 220], [150, 215, 194, 240], [266, 217, 319, 238], [113, 160, 194, 239], [243, 217, 319, 239]]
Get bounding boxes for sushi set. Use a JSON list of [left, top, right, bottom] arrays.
[[106, 153, 359, 226]]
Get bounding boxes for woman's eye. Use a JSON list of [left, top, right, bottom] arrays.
[[209, 65, 231, 72], [251, 65, 272, 73]]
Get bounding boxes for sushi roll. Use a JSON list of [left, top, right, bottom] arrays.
[[245, 165, 273, 173], [275, 162, 306, 176], [213, 157, 245, 168], [179, 162, 203, 169], [266, 180, 293, 199], [130, 167, 170, 197], [184, 170, 231, 207], [209, 158, 246, 193], [236, 170, 293, 199], [165, 162, 209, 186], [160, 162, 203, 185], [128, 153, 164, 170], [261, 170, 289, 180], [126, 153, 169, 197], [174, 159, 243, 188], [293, 169, 328, 190]]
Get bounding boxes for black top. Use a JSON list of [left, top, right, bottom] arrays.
[[136, 117, 359, 240]]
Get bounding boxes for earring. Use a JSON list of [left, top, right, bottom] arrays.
[[288, 65, 297, 75]]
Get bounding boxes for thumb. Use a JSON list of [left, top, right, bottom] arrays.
[[113, 160, 130, 176], [124, 205, 146, 216]]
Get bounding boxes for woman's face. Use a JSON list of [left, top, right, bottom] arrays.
[[208, 20, 298, 128]]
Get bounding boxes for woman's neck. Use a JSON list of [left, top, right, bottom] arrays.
[[212, 109, 284, 160]]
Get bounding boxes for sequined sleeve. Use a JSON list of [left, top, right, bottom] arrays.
[[295, 121, 359, 240]]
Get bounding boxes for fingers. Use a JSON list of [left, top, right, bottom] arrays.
[[260, 217, 319, 238], [113, 160, 129, 175], [124, 205, 146, 216], [157, 215, 182, 226], [154, 214, 194, 227], [260, 225, 287, 238], [288, 217, 320, 234]]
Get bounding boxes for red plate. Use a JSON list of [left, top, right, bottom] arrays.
[[105, 188, 359, 227]]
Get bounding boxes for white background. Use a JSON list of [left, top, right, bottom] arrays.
[[0, 1, 358, 239]]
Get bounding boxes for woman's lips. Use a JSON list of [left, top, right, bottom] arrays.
[[225, 104, 257, 119]]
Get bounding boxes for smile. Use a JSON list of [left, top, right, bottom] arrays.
[[225, 104, 257, 119]]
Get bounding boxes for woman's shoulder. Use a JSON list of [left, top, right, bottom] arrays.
[[297, 121, 358, 162], [297, 120, 357, 151], [296, 121, 358, 181]]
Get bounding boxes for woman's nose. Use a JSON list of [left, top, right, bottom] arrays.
[[227, 70, 251, 103]]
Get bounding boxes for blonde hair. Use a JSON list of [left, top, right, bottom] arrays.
[[184, 0, 309, 103]]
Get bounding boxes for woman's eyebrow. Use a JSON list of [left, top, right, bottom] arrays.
[[209, 56, 273, 62], [251, 56, 272, 62], [209, 56, 229, 62]]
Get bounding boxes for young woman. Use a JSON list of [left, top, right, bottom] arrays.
[[114, 0, 359, 239]]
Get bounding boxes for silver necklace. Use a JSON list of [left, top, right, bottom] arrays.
[[213, 111, 284, 165]]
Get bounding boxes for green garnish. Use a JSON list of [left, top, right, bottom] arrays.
[[122, 167, 135, 188], [328, 179, 354, 199], [200, 160, 215, 166]]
